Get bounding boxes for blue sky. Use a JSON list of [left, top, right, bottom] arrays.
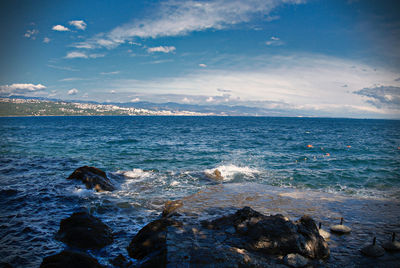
[[1, 0, 400, 118]]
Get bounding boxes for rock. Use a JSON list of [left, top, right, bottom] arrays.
[[109, 254, 132, 268], [162, 200, 183, 217], [40, 250, 103, 268], [205, 169, 224, 181], [283, 253, 309, 268], [55, 211, 113, 249], [204, 207, 329, 259], [330, 218, 351, 234], [361, 244, 385, 257], [382, 233, 400, 252], [67, 166, 115, 192], [127, 218, 181, 263]]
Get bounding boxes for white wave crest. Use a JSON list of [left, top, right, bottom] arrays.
[[205, 164, 260, 181], [116, 168, 152, 181]]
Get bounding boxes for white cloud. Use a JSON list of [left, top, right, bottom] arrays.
[[65, 51, 105, 59], [101, 71, 120, 75], [147, 46, 176, 53], [110, 90, 116, 94], [52, 25, 70, 31], [130, 97, 140, 102], [65, 51, 88, 59], [24, 29, 38, 39], [69, 20, 87, 30], [265, 36, 284, 46], [182, 97, 192, 103], [206, 96, 215, 102], [106, 54, 400, 117], [68, 88, 79, 95], [43, 37, 51, 43], [82, 93, 89, 98], [199, 63, 207, 68], [75, 0, 303, 49], [0, 83, 46, 95]]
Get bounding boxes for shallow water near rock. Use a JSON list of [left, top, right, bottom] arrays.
[[0, 116, 399, 267]]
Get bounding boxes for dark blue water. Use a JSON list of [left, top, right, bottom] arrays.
[[0, 116, 399, 267]]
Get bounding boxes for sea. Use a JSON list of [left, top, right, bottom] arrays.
[[0, 116, 399, 267]]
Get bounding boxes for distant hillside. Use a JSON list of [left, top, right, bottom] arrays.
[[0, 98, 214, 116]]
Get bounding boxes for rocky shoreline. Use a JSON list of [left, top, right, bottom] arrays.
[[4, 166, 399, 268]]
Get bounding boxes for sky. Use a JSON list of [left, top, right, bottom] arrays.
[[1, 0, 400, 118]]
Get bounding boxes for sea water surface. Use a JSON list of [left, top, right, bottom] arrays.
[[0, 116, 399, 267]]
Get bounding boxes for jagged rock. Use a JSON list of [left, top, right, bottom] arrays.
[[127, 218, 181, 264], [204, 207, 329, 259], [67, 166, 115, 192], [56, 211, 113, 249], [40, 250, 103, 268], [283, 253, 309, 267]]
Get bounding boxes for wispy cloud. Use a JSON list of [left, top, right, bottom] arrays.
[[74, 0, 303, 49], [65, 51, 105, 59], [52, 25, 70, 31], [0, 83, 46, 95], [265, 36, 284, 46], [68, 88, 79, 95], [69, 20, 87, 30], [24, 29, 39, 39], [100, 71, 120, 75], [199, 63, 207, 68], [47, 64, 79, 71], [147, 46, 176, 53], [43, 37, 51, 43]]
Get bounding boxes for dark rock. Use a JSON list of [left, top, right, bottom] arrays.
[[127, 218, 181, 265], [40, 250, 103, 268], [56, 211, 113, 249], [109, 254, 132, 268], [0, 263, 13, 268], [204, 207, 329, 259], [283, 253, 309, 267], [67, 166, 115, 192]]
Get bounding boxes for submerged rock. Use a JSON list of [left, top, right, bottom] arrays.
[[162, 200, 183, 218], [56, 211, 113, 249], [204, 207, 330, 259], [40, 250, 103, 268], [67, 166, 115, 192], [127, 218, 181, 265]]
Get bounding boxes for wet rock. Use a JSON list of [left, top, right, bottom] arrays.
[[330, 218, 351, 234], [162, 200, 183, 218], [205, 169, 224, 181], [127, 218, 181, 264], [283, 253, 309, 267], [361, 237, 385, 257], [382, 233, 400, 252], [109, 254, 132, 268], [67, 166, 115, 192], [40, 250, 103, 268], [204, 207, 329, 259], [0, 262, 13, 268], [56, 211, 113, 249]]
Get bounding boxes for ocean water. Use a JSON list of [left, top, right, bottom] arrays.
[[0, 116, 399, 266]]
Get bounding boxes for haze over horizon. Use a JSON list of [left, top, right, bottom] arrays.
[[1, 0, 400, 118]]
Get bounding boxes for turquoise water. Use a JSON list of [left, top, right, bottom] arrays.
[[0, 116, 399, 266]]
